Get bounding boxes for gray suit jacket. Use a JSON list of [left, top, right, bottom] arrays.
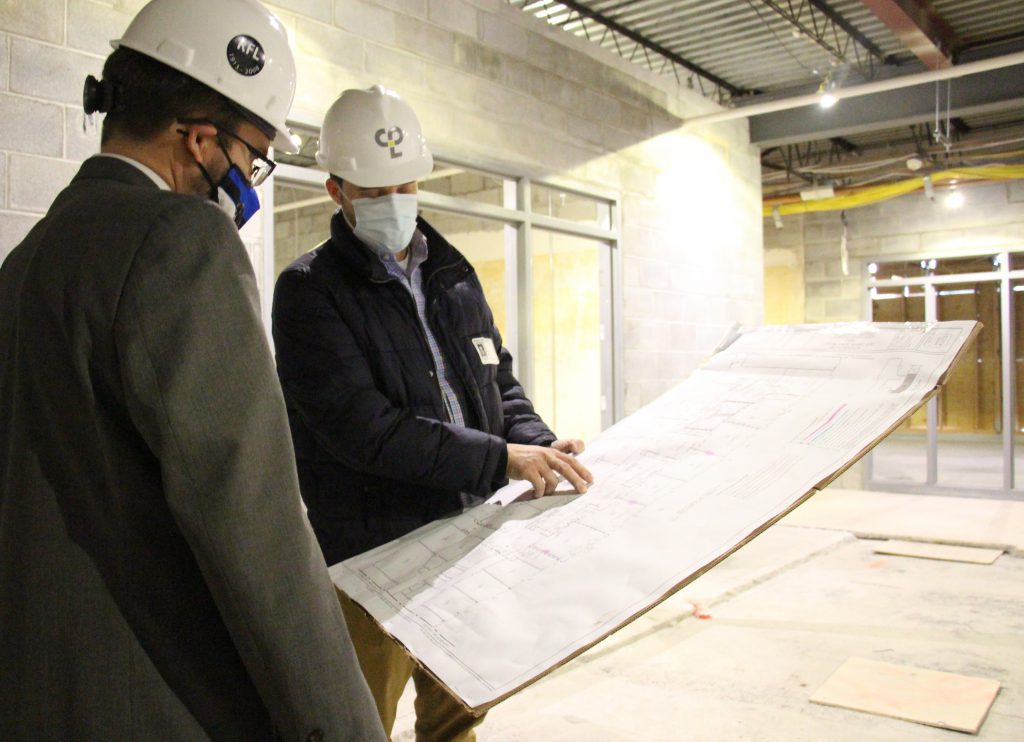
[[0, 157, 385, 741]]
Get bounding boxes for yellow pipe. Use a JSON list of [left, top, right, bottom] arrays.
[[762, 165, 1024, 217]]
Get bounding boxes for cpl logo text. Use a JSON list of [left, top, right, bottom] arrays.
[[375, 127, 405, 159]]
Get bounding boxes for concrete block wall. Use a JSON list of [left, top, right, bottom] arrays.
[[764, 180, 1024, 325], [1, 0, 764, 418]]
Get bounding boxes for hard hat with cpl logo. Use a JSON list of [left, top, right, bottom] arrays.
[[315, 85, 434, 187], [112, 0, 299, 153]]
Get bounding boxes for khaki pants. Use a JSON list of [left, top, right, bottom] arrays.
[[338, 589, 484, 741]]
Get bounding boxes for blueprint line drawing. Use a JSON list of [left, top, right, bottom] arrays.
[[330, 321, 979, 712]]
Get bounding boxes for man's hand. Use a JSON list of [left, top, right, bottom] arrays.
[[506, 443, 593, 498], [550, 439, 585, 455]]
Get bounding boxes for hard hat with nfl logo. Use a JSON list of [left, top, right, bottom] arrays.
[[112, 0, 299, 153]]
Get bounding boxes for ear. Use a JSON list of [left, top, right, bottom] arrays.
[[176, 121, 219, 162], [325, 177, 345, 206]]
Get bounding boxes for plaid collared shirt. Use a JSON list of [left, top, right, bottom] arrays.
[[380, 231, 466, 427]]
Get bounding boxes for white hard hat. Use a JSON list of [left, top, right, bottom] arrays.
[[316, 85, 434, 187], [113, 0, 298, 153]]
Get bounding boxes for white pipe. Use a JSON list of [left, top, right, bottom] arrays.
[[273, 194, 332, 214], [682, 51, 1024, 128]]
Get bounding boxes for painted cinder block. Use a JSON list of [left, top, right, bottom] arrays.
[[495, 56, 542, 99], [0, 212, 42, 265], [424, 64, 477, 100], [452, 36, 504, 83], [462, 0, 503, 14], [268, 0, 333, 24], [523, 32, 563, 73], [478, 10, 528, 59], [10, 38, 104, 106], [396, 14, 455, 63], [542, 73, 584, 113], [296, 18, 365, 70], [427, 0, 477, 38], [824, 297, 861, 321], [0, 34, 8, 91], [474, 85, 529, 121], [805, 280, 842, 299], [67, 0, 139, 56], [8, 154, 80, 214], [582, 89, 621, 124], [1009, 180, 1024, 204], [0, 0, 63, 44], [876, 233, 922, 254], [65, 107, 102, 162], [365, 0, 426, 17], [334, 0, 396, 45], [0, 94, 64, 157], [623, 318, 671, 352], [364, 43, 426, 88]]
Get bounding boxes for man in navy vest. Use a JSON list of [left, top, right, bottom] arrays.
[[273, 85, 594, 741]]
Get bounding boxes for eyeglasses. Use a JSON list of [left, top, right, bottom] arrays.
[[178, 118, 277, 186]]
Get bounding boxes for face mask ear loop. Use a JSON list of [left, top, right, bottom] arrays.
[[339, 191, 357, 231], [177, 125, 221, 202], [195, 160, 220, 202]]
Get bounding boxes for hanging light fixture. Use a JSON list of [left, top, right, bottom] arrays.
[[818, 82, 838, 108], [943, 186, 965, 209]]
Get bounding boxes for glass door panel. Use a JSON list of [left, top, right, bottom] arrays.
[[935, 282, 1002, 488], [869, 288, 928, 484], [531, 229, 604, 443]]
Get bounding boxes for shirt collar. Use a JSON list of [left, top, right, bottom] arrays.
[[380, 229, 429, 277], [95, 154, 170, 191]]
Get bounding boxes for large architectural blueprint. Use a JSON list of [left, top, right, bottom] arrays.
[[330, 321, 979, 712]]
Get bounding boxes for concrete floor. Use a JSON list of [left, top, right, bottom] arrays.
[[391, 489, 1024, 740]]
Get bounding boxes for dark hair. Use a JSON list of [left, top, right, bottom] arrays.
[[89, 47, 272, 145]]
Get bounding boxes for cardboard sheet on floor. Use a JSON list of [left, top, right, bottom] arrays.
[[810, 657, 1000, 733], [874, 539, 1003, 564], [330, 321, 980, 712]]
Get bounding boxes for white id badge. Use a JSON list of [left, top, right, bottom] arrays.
[[471, 337, 500, 365]]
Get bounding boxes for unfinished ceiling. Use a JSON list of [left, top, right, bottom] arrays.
[[511, 0, 1024, 198]]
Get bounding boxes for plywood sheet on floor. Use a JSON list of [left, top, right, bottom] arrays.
[[781, 489, 1024, 553], [810, 657, 1000, 733], [874, 539, 1003, 564]]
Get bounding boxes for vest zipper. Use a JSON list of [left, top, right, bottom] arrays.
[[370, 272, 452, 423]]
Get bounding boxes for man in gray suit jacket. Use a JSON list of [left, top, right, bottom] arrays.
[[0, 1, 384, 740]]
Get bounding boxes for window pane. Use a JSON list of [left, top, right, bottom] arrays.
[[419, 164, 511, 208], [273, 183, 335, 277], [936, 282, 1001, 488], [870, 260, 925, 280], [932, 255, 1000, 275], [419, 209, 510, 340], [870, 289, 927, 484], [531, 230, 603, 443], [531, 184, 611, 230]]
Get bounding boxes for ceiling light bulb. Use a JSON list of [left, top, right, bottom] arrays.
[[944, 189, 965, 209], [906, 156, 923, 171], [819, 91, 837, 109]]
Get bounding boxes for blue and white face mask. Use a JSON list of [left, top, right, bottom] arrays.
[[216, 164, 261, 229], [348, 193, 418, 256]]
